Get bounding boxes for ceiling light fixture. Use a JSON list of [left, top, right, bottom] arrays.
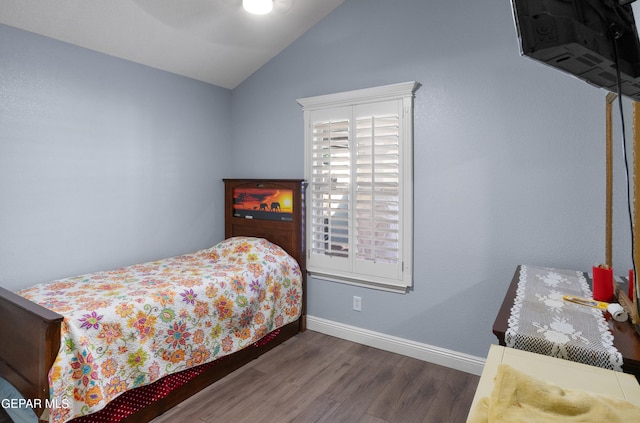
[[243, 0, 274, 15]]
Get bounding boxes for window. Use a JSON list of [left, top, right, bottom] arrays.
[[298, 82, 418, 292]]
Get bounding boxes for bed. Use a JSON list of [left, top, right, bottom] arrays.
[[0, 178, 306, 423]]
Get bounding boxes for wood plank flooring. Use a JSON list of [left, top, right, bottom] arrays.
[[151, 330, 480, 423]]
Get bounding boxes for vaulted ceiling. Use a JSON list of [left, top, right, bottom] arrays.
[[0, 0, 346, 89]]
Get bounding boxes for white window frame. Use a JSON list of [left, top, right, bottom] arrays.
[[298, 82, 418, 293]]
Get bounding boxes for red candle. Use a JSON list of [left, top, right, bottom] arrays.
[[593, 265, 614, 302]]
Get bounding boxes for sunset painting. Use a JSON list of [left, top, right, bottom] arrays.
[[232, 188, 293, 221]]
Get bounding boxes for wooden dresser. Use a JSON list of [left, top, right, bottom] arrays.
[[493, 265, 640, 379]]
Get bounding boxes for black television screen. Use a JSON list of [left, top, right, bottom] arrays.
[[512, 0, 640, 100]]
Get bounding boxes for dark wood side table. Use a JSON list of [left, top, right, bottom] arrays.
[[493, 265, 640, 380]]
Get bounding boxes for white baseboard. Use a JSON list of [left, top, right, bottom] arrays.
[[306, 315, 485, 376]]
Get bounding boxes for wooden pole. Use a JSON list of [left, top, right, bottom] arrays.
[[609, 97, 640, 329], [631, 102, 640, 324], [606, 93, 616, 267]]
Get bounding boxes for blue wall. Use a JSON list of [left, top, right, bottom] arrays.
[[230, 0, 623, 358], [0, 24, 232, 289], [0, 0, 632, 359]]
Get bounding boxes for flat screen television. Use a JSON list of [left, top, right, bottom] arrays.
[[511, 0, 640, 100]]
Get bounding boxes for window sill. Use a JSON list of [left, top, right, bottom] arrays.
[[307, 268, 410, 294]]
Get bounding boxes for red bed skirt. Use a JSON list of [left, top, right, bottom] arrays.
[[70, 329, 281, 423]]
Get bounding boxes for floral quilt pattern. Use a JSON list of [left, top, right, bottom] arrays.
[[18, 237, 302, 423]]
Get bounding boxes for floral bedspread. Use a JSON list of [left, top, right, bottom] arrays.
[[18, 237, 302, 423]]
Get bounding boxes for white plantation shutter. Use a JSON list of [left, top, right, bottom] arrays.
[[310, 110, 351, 266], [354, 103, 401, 280], [299, 82, 417, 292]]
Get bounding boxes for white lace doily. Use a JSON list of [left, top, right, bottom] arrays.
[[505, 265, 623, 371]]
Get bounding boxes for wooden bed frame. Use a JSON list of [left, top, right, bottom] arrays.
[[0, 178, 306, 422]]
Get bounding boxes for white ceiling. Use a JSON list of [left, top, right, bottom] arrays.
[[0, 0, 346, 89]]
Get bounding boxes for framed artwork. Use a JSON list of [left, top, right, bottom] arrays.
[[232, 187, 294, 221]]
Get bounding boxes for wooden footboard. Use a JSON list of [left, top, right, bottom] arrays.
[[0, 286, 63, 417]]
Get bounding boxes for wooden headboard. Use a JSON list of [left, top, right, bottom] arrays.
[[223, 178, 306, 329]]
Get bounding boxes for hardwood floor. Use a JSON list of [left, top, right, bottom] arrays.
[[151, 330, 480, 423]]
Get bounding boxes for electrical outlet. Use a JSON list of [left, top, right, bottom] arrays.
[[353, 295, 362, 312]]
